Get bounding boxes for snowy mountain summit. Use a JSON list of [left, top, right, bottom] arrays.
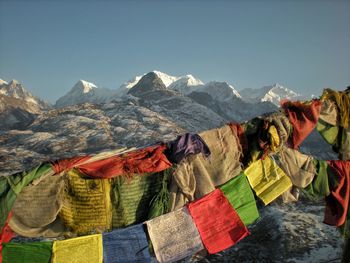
[[0, 79, 51, 130], [240, 83, 302, 106], [0, 79, 8, 86], [77, 80, 98, 93], [7, 71, 303, 112], [119, 71, 241, 102], [115, 71, 180, 97], [152, 70, 180, 87], [0, 79, 49, 110], [195, 81, 242, 102], [127, 72, 168, 98], [55, 80, 118, 107], [168, 74, 204, 94]]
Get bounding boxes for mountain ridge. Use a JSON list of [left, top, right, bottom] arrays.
[[55, 80, 121, 108], [240, 83, 303, 106], [0, 73, 305, 131], [0, 79, 50, 110]]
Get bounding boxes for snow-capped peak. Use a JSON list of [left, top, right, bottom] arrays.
[[8, 79, 19, 85], [168, 74, 204, 94], [55, 80, 119, 107], [119, 75, 143, 90], [0, 79, 34, 100], [0, 79, 8, 85], [193, 81, 241, 102], [0, 79, 49, 109], [267, 83, 299, 95], [73, 80, 98, 94], [177, 74, 203, 87], [116, 71, 182, 97], [240, 83, 302, 106], [261, 83, 301, 104], [226, 82, 241, 98], [152, 70, 180, 87]]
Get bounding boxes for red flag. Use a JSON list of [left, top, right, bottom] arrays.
[[187, 189, 249, 254], [0, 213, 15, 263], [281, 99, 322, 149], [77, 144, 172, 178], [324, 160, 350, 226], [51, 156, 92, 174]]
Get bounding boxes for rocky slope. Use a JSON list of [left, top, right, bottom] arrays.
[[0, 95, 37, 130], [0, 80, 50, 110], [196, 200, 343, 263], [188, 91, 277, 122], [127, 72, 226, 131], [0, 99, 184, 176], [115, 70, 180, 97], [0, 80, 51, 130]]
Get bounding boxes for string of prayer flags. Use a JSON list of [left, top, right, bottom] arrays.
[[244, 156, 292, 205], [2, 87, 350, 262], [220, 173, 259, 225], [103, 224, 151, 263], [60, 169, 112, 235], [146, 207, 204, 263], [2, 241, 52, 263], [52, 234, 103, 263], [187, 189, 250, 254]]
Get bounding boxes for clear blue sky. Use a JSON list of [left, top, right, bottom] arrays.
[[0, 0, 349, 103]]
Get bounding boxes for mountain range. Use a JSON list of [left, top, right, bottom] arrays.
[[0, 71, 318, 175], [0, 71, 304, 109], [53, 71, 304, 108]]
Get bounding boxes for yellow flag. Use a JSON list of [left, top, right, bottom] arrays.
[[268, 125, 280, 152], [52, 234, 103, 263], [244, 156, 292, 205], [60, 169, 112, 234]]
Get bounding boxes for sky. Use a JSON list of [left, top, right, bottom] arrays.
[[0, 0, 349, 103]]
